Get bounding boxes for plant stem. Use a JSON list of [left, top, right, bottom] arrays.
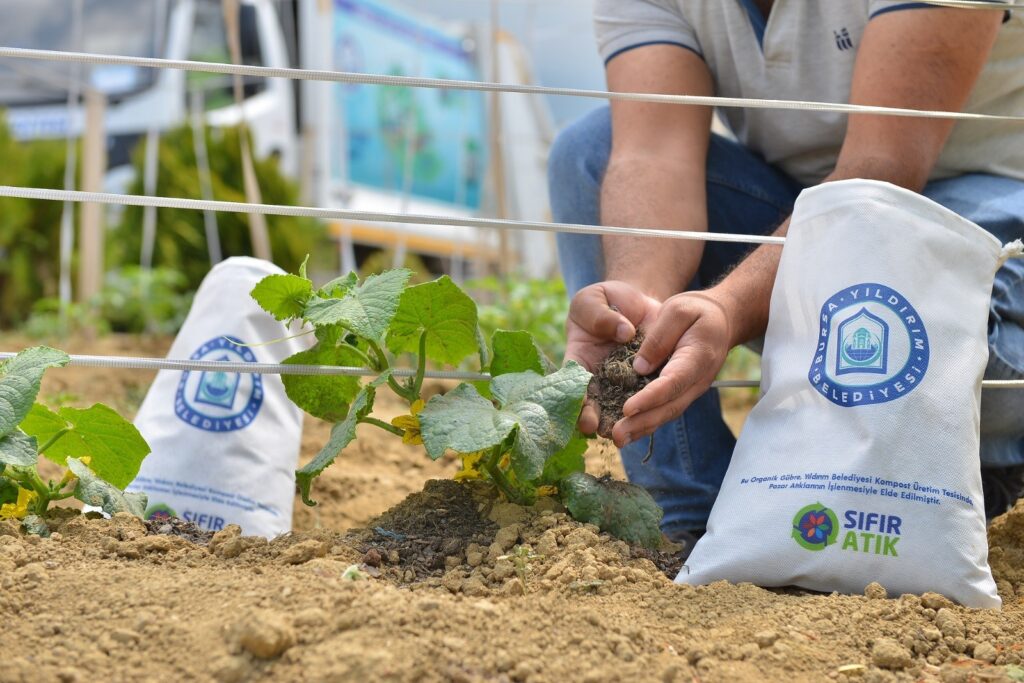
[[342, 342, 375, 370], [360, 416, 405, 438], [387, 376, 416, 403], [37, 429, 69, 455], [366, 339, 388, 373], [7, 466, 54, 516], [411, 330, 428, 400], [484, 444, 524, 504], [364, 339, 415, 402]]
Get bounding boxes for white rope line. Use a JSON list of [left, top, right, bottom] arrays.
[[2, 352, 1021, 388], [0, 186, 787, 247], [915, 0, 1015, 7], [2, 46, 1022, 123], [0, 353, 487, 382]]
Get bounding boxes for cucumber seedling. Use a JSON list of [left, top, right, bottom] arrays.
[[0, 347, 152, 534], [251, 266, 664, 548]]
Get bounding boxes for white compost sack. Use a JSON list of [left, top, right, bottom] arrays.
[[680, 179, 1004, 608], [127, 257, 308, 538]]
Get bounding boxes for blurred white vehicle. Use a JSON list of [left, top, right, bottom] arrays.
[[0, 0, 558, 276]]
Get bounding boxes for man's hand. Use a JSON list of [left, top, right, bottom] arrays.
[[565, 281, 661, 435], [611, 291, 732, 447]]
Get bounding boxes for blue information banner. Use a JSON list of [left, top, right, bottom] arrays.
[[332, 0, 487, 209]]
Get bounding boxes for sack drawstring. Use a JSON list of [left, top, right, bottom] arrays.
[[1000, 239, 1024, 266]]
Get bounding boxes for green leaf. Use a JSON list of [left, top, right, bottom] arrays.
[[540, 431, 588, 485], [282, 344, 364, 422], [0, 347, 69, 438], [19, 403, 64, 459], [318, 272, 358, 298], [559, 472, 663, 549], [295, 371, 391, 506], [0, 430, 38, 467], [313, 324, 345, 347], [490, 362, 591, 482], [0, 475, 18, 507], [68, 457, 148, 517], [490, 330, 554, 377], [250, 274, 313, 322], [419, 383, 520, 461], [420, 363, 591, 482], [304, 269, 411, 343], [21, 403, 150, 489], [386, 276, 479, 365]]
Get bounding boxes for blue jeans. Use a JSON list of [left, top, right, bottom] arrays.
[[550, 106, 1024, 534]]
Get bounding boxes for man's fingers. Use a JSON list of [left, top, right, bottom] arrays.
[[622, 349, 705, 418], [632, 300, 700, 375], [569, 285, 636, 343], [577, 401, 599, 435], [611, 382, 706, 447]]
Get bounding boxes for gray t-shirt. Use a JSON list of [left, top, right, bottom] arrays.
[[594, 0, 1024, 185]]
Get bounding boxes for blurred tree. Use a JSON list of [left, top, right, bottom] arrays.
[[0, 113, 69, 326], [112, 124, 325, 290]]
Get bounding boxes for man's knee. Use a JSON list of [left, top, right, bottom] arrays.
[[547, 106, 612, 191]]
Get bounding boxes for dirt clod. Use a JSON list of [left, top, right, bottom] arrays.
[[228, 610, 295, 659], [936, 608, 966, 639], [921, 592, 954, 610], [871, 638, 913, 670], [973, 642, 998, 663], [864, 582, 888, 600], [593, 333, 657, 437], [280, 539, 327, 565]]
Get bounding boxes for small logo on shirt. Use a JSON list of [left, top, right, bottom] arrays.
[[834, 27, 854, 51]]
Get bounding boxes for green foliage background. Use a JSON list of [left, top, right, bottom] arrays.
[[468, 276, 570, 364], [0, 115, 325, 329], [0, 116, 69, 326], [111, 124, 324, 292]]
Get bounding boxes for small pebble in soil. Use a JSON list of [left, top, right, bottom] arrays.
[[362, 548, 382, 567]]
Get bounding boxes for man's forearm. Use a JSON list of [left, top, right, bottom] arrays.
[[705, 161, 935, 348], [704, 217, 788, 348], [601, 156, 708, 301]]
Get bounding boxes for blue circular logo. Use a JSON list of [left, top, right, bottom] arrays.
[[175, 336, 263, 432], [808, 283, 929, 407]]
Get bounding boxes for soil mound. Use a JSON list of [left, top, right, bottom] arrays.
[[2, 490, 1024, 682]]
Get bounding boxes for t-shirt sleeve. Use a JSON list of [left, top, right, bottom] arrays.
[[868, 0, 1015, 20], [594, 0, 702, 65]]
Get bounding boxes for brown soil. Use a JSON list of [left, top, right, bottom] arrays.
[[3, 334, 1023, 683], [592, 334, 657, 438]]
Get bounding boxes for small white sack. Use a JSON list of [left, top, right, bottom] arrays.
[[680, 179, 1003, 608], [127, 257, 308, 538]]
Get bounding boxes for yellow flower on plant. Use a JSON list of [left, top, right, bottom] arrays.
[[58, 456, 91, 487], [391, 399, 425, 445], [0, 487, 37, 520], [454, 451, 486, 481]]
